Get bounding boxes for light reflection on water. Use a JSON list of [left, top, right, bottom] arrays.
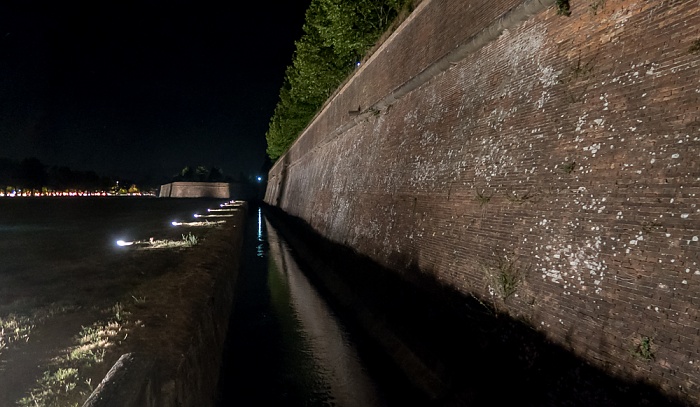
[[266, 220, 384, 407], [256, 207, 264, 257], [218, 210, 386, 406]]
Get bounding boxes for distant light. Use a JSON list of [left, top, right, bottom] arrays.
[[256, 176, 262, 182], [116, 240, 133, 247], [356, 61, 361, 67], [194, 214, 201, 218], [171, 221, 182, 226]]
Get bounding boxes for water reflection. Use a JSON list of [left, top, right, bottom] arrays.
[[256, 208, 264, 257], [266, 221, 384, 407], [218, 210, 385, 406]]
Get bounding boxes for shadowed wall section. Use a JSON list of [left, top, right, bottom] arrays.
[[265, 0, 700, 403]]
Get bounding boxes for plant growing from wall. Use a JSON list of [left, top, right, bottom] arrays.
[[556, 0, 572, 16], [589, 0, 607, 15], [560, 53, 598, 103], [641, 221, 662, 234], [475, 189, 493, 206], [632, 335, 654, 361], [505, 189, 536, 204], [560, 161, 576, 174], [481, 253, 524, 301], [689, 39, 700, 54]]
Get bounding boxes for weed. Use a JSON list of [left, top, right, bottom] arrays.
[[560, 53, 598, 102], [556, 0, 571, 16], [632, 336, 654, 361], [68, 347, 105, 366], [112, 302, 127, 322], [18, 368, 80, 407], [482, 253, 524, 300], [505, 189, 536, 204], [78, 326, 102, 346], [475, 189, 493, 206], [0, 314, 34, 355], [131, 295, 147, 305], [143, 235, 197, 249], [182, 232, 198, 247], [18, 303, 125, 406], [642, 221, 662, 233], [589, 0, 607, 14], [560, 161, 576, 174], [689, 39, 700, 54], [470, 293, 496, 315]]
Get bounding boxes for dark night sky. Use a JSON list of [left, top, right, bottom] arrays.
[[0, 0, 310, 183]]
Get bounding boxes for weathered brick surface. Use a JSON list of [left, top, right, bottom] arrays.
[[266, 0, 700, 403]]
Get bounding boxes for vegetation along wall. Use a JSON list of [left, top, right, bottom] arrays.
[[265, 0, 700, 402]]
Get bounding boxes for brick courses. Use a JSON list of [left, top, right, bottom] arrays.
[[266, 0, 700, 403]]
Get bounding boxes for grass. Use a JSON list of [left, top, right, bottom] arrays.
[[1, 302, 81, 358], [136, 232, 199, 250], [632, 336, 654, 361], [10, 206, 226, 406], [17, 302, 128, 407], [475, 189, 493, 206], [589, 0, 607, 14], [556, 0, 572, 16], [0, 314, 33, 355], [182, 232, 198, 246], [505, 189, 536, 204], [482, 253, 523, 301], [18, 368, 81, 407], [111, 302, 127, 322], [560, 161, 576, 174], [131, 295, 147, 305], [560, 53, 597, 102], [689, 39, 700, 54]]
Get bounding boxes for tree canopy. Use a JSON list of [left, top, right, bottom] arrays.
[[265, 0, 412, 160], [173, 165, 226, 182]]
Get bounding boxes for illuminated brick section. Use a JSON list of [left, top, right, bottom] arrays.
[[159, 182, 231, 198], [265, 0, 700, 402]]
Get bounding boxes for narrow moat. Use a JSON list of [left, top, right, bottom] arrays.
[[216, 207, 420, 406], [215, 205, 688, 407]]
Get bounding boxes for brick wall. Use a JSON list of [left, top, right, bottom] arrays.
[[265, 0, 700, 403], [159, 182, 230, 198]]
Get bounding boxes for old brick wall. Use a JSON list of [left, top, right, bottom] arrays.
[[159, 182, 230, 198], [265, 0, 700, 403]]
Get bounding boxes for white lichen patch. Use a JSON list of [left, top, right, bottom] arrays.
[[472, 137, 518, 182], [576, 114, 588, 133], [539, 65, 560, 88], [583, 143, 601, 156], [536, 215, 607, 296]]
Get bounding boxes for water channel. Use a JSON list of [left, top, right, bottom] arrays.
[[216, 207, 412, 406], [214, 205, 687, 407]]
